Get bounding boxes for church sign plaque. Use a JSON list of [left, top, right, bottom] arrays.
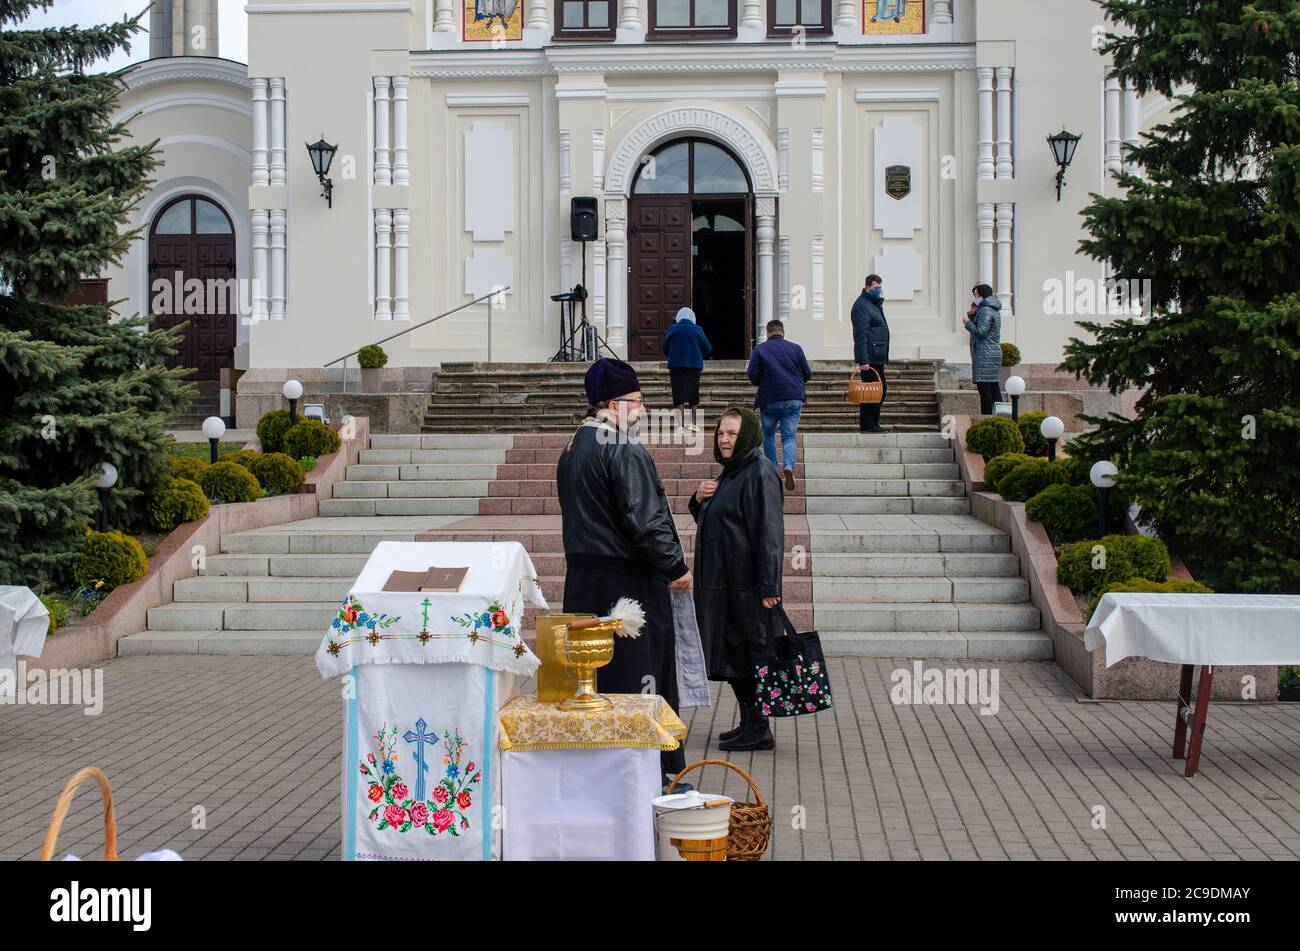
[[885, 165, 912, 201]]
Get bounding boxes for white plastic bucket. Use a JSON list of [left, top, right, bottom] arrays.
[[651, 789, 734, 862]]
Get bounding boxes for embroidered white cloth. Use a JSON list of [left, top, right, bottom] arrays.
[[1084, 593, 1300, 667], [0, 586, 48, 702], [344, 663, 514, 861], [315, 541, 548, 679]]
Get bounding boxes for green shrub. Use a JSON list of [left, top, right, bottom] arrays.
[[1025, 483, 1097, 542], [40, 593, 69, 636], [985, 452, 1035, 495], [297, 455, 318, 473], [1017, 411, 1049, 455], [283, 419, 341, 459], [358, 344, 388, 369], [169, 455, 210, 484], [257, 409, 294, 454], [74, 529, 149, 588], [147, 477, 211, 531], [200, 461, 262, 504], [965, 416, 1024, 461], [1054, 454, 1090, 486], [1000, 458, 1067, 503], [219, 449, 262, 473], [247, 452, 305, 495], [1000, 342, 1021, 367], [1058, 539, 1136, 592], [1085, 577, 1214, 625]]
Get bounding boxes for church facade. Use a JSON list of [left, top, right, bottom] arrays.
[[102, 0, 1167, 378]]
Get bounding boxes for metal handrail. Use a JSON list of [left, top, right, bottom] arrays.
[[325, 287, 508, 393]]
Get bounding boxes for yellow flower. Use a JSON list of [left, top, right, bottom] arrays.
[[94, 580, 105, 589]]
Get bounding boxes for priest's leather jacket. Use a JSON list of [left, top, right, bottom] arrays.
[[557, 420, 688, 582]]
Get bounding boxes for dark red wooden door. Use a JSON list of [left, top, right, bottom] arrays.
[[627, 197, 691, 362]]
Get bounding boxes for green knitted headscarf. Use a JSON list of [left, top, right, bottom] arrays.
[[713, 405, 763, 469]]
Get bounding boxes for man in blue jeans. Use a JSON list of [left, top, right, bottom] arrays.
[[746, 319, 813, 491]]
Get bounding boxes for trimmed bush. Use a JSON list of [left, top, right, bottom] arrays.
[[169, 455, 210, 484], [1025, 483, 1097, 542], [200, 461, 262, 504], [358, 343, 388, 369], [1085, 578, 1214, 625], [219, 449, 262, 473], [257, 409, 294, 454], [1017, 411, 1049, 456], [1054, 454, 1091, 486], [74, 529, 149, 588], [1000, 342, 1021, 367], [999, 458, 1067, 503], [283, 419, 341, 459], [1058, 539, 1137, 592], [985, 452, 1036, 495], [147, 477, 211, 531], [965, 416, 1024, 461], [40, 593, 69, 636], [247, 452, 305, 495], [297, 455, 318, 473]]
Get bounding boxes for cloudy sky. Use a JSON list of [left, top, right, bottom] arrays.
[[13, 0, 249, 71]]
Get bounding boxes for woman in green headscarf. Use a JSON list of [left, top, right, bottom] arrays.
[[688, 405, 786, 752]]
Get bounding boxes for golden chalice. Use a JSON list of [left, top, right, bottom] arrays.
[[558, 618, 620, 711]]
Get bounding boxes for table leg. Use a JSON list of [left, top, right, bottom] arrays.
[[1173, 663, 1194, 759], [1184, 665, 1214, 778]]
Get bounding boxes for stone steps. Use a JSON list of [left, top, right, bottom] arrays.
[[816, 631, 1053, 661]]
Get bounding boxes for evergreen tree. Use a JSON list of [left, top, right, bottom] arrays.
[[1061, 0, 1300, 593], [0, 1, 194, 586]]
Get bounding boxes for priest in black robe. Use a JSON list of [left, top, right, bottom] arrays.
[[557, 358, 693, 785]]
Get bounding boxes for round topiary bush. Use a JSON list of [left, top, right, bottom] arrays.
[[1025, 483, 1097, 542], [1058, 538, 1137, 592], [257, 409, 294, 455], [200, 460, 262, 504], [219, 449, 262, 472], [247, 452, 305, 495], [74, 529, 149, 588], [999, 458, 1070, 502], [1098, 533, 1171, 583], [1086, 577, 1214, 624], [147, 477, 211, 531], [283, 419, 341, 459], [1017, 411, 1049, 455], [169, 455, 210, 484], [965, 415, 1024, 461], [1001, 342, 1021, 367], [1054, 454, 1091, 486], [985, 452, 1036, 495], [358, 343, 389, 369]]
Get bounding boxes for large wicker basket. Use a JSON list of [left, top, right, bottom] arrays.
[[667, 759, 771, 861], [39, 766, 119, 861], [847, 365, 884, 405]]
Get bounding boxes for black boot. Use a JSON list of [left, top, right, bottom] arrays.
[[718, 678, 752, 742], [718, 703, 749, 742], [718, 702, 774, 752]]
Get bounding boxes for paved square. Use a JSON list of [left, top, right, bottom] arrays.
[[1, 656, 1296, 860]]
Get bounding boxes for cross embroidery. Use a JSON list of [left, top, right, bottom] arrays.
[[402, 717, 438, 803]]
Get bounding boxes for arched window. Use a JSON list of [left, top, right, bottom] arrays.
[[632, 138, 750, 195], [151, 196, 234, 235]]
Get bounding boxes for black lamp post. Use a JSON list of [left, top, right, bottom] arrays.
[[94, 463, 117, 533], [203, 416, 226, 465], [1040, 416, 1065, 462], [1047, 128, 1082, 201], [283, 379, 303, 423], [1005, 375, 1026, 421], [1091, 461, 1119, 536], [306, 135, 338, 208]]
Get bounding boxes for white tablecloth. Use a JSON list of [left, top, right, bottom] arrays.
[[501, 748, 659, 860], [1084, 593, 1300, 667], [0, 586, 49, 701]]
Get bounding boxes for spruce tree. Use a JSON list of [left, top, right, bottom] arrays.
[[0, 1, 194, 587], [1061, 0, 1300, 593]]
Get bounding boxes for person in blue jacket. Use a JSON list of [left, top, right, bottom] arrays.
[[661, 307, 712, 422], [746, 319, 813, 491], [850, 273, 891, 433]]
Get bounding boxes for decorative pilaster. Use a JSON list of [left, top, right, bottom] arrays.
[[434, 0, 456, 33], [995, 67, 1014, 180], [374, 209, 392, 320], [777, 129, 790, 191], [811, 129, 824, 192], [374, 77, 392, 186], [604, 198, 626, 347], [251, 209, 269, 325], [977, 68, 995, 181], [525, 0, 549, 44], [739, 0, 764, 40], [617, 0, 643, 41], [811, 236, 824, 322], [269, 78, 286, 187], [832, 0, 858, 41], [393, 209, 410, 321], [778, 236, 790, 321], [593, 237, 606, 326], [252, 79, 269, 187], [559, 130, 571, 195], [269, 209, 286, 320], [593, 130, 605, 193], [931, 0, 952, 25], [1123, 79, 1141, 174], [977, 203, 995, 287], [392, 76, 409, 187], [995, 202, 1014, 317], [756, 199, 776, 337], [1105, 75, 1123, 175]]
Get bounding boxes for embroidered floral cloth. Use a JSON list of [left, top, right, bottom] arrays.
[[315, 541, 548, 680], [497, 693, 688, 753]]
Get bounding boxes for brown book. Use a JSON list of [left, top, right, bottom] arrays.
[[383, 567, 469, 593]]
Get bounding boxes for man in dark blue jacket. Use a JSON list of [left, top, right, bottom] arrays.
[[661, 307, 712, 429], [850, 273, 891, 433], [747, 319, 813, 490]]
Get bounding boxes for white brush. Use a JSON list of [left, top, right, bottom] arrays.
[[603, 596, 646, 638]]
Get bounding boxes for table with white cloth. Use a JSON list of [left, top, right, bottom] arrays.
[[0, 586, 49, 701], [315, 541, 548, 860], [497, 693, 688, 861], [1085, 593, 1300, 777]]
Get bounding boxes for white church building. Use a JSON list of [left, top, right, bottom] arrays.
[[102, 0, 1166, 382]]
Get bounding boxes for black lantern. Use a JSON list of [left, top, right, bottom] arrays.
[[306, 135, 338, 208], [1047, 128, 1082, 201]]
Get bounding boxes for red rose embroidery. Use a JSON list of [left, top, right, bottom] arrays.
[[432, 785, 449, 805], [383, 804, 407, 827], [491, 610, 509, 628], [408, 802, 430, 826], [391, 782, 409, 801], [466, 761, 476, 773], [367, 784, 383, 803], [456, 790, 472, 810], [432, 808, 455, 832]]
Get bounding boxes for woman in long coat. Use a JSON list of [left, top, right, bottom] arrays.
[[688, 405, 785, 752], [965, 283, 1003, 415]]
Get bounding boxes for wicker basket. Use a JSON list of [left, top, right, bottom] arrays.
[[847, 365, 884, 405], [39, 767, 119, 861], [667, 759, 771, 861]]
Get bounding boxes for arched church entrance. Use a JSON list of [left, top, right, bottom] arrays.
[[148, 194, 237, 380], [627, 138, 754, 361]]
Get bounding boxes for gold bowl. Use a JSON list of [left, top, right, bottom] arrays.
[[558, 619, 619, 711]]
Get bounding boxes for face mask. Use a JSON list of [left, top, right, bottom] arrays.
[[972, 294, 982, 306], [867, 286, 882, 297]]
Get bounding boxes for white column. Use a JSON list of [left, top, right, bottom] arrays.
[[605, 198, 626, 347], [617, 0, 642, 39], [592, 131, 605, 193], [756, 199, 776, 335], [995, 67, 1014, 180], [269, 78, 286, 187], [811, 236, 824, 322], [832, 0, 858, 41], [1123, 79, 1141, 174], [778, 236, 790, 321], [393, 209, 410, 321], [777, 129, 790, 191], [931, 0, 952, 24], [269, 209, 286, 320], [374, 76, 392, 187], [559, 130, 571, 195], [811, 129, 824, 192], [738, 0, 763, 40], [374, 209, 392, 320], [251, 209, 269, 324], [593, 238, 606, 327], [996, 202, 1014, 317], [392, 76, 409, 187], [977, 67, 995, 181], [434, 0, 456, 33], [525, 0, 549, 43], [977, 203, 995, 287], [1105, 75, 1123, 175], [252, 78, 269, 187]]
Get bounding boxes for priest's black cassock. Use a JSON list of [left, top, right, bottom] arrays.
[[557, 417, 688, 780]]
